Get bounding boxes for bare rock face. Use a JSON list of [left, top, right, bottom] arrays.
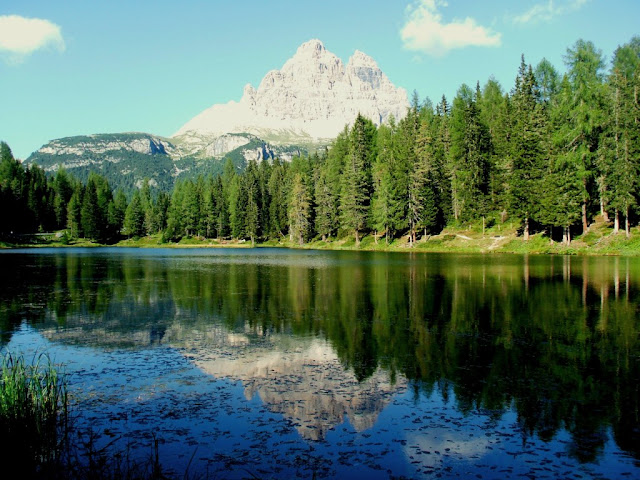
[[173, 39, 408, 150], [36, 134, 175, 159]]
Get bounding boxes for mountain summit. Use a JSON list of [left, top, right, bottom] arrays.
[[173, 39, 408, 151]]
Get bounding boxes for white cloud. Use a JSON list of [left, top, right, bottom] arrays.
[[0, 15, 65, 63], [400, 0, 502, 57], [512, 0, 589, 25]]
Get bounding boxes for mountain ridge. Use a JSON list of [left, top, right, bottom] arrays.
[[25, 39, 409, 192]]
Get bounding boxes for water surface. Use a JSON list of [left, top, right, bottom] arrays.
[[1, 248, 638, 478]]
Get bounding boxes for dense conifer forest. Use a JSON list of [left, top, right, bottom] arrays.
[[1, 38, 639, 247]]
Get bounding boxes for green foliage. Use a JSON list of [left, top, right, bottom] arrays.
[[340, 114, 376, 245], [448, 84, 492, 222], [0, 351, 68, 473], [288, 173, 311, 244]]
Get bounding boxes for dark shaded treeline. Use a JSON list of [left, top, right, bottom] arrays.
[[2, 37, 639, 245], [1, 251, 638, 462]]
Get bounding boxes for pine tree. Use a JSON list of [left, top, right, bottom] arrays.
[[413, 110, 440, 240], [202, 177, 217, 238], [212, 175, 228, 239], [606, 38, 640, 235], [228, 175, 245, 239], [268, 159, 290, 239], [80, 179, 100, 240], [448, 84, 491, 223], [182, 180, 201, 237], [139, 179, 153, 235], [544, 76, 585, 244], [371, 123, 396, 243], [123, 191, 145, 238], [479, 78, 510, 214], [66, 185, 83, 238], [165, 181, 185, 241], [151, 191, 170, 234], [111, 190, 127, 236], [340, 114, 376, 246], [288, 173, 311, 245], [315, 130, 347, 240], [509, 56, 548, 240], [244, 160, 261, 245], [561, 39, 606, 233]]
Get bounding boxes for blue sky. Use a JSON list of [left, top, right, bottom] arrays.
[[1, 0, 639, 159]]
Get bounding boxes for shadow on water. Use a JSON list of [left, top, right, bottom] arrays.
[[1, 247, 639, 477]]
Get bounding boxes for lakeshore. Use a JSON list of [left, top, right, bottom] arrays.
[[4, 218, 640, 256]]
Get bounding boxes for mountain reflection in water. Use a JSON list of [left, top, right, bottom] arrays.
[[0, 248, 639, 478], [177, 328, 405, 441]]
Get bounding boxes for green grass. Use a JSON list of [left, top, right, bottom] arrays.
[[0, 351, 68, 473]]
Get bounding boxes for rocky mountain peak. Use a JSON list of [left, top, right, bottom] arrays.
[[173, 39, 408, 147], [294, 38, 326, 57], [348, 49, 377, 68]]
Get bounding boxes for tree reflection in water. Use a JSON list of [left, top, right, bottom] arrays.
[[0, 248, 638, 465]]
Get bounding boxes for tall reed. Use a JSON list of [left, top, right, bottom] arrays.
[[0, 351, 68, 472]]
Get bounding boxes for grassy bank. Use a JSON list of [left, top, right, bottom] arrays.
[[4, 218, 640, 255]]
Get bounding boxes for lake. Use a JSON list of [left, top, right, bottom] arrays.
[[1, 247, 639, 479]]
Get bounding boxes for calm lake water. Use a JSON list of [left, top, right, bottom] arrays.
[[1, 247, 639, 479]]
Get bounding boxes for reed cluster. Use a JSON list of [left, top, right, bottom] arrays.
[[0, 351, 68, 473]]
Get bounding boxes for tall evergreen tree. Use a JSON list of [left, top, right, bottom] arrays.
[[479, 78, 510, 213], [448, 84, 491, 222], [561, 39, 606, 233], [288, 173, 311, 245], [268, 159, 290, 239], [315, 130, 347, 240], [211, 175, 228, 239], [182, 179, 201, 237], [123, 190, 145, 238], [228, 175, 245, 239], [66, 185, 83, 238], [605, 38, 640, 235], [371, 123, 397, 243], [509, 56, 548, 240], [244, 160, 261, 245], [340, 114, 376, 246]]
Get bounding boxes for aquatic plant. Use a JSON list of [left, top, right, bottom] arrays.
[[0, 351, 68, 473]]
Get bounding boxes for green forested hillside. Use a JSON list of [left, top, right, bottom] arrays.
[[2, 37, 639, 250], [24, 132, 305, 194]]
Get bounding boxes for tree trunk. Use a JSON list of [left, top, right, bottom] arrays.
[[600, 196, 609, 222], [523, 216, 529, 241], [614, 209, 619, 234], [374, 230, 378, 245], [355, 229, 360, 247], [625, 206, 630, 238], [582, 199, 588, 233], [563, 226, 571, 246]]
